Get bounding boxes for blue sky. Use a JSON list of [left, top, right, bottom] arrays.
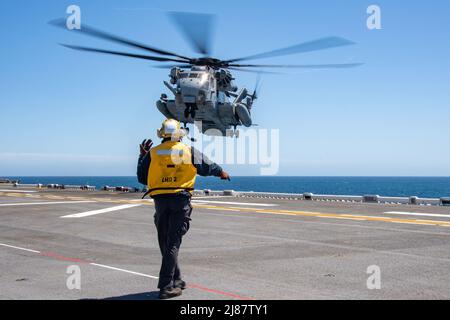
[[1, 0, 449, 176]]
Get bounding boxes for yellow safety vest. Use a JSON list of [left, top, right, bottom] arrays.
[[147, 141, 197, 197]]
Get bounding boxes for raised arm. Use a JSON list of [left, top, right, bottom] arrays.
[[136, 139, 153, 185], [191, 147, 230, 180]]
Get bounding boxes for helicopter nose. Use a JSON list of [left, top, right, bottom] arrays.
[[182, 94, 197, 104], [180, 82, 200, 103]]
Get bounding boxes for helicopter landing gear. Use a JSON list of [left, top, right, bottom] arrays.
[[181, 125, 196, 142], [181, 122, 190, 135], [233, 125, 240, 138], [184, 104, 197, 119], [226, 128, 240, 138], [190, 106, 197, 118]]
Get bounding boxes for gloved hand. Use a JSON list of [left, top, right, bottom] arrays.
[[220, 170, 231, 181], [139, 139, 153, 157]]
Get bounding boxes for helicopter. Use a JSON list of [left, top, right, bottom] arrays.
[[50, 12, 362, 137]]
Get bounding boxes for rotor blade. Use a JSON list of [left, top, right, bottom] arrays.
[[60, 44, 189, 63], [225, 37, 356, 63], [228, 63, 364, 69], [227, 67, 282, 75], [49, 18, 191, 61], [152, 64, 193, 69], [168, 12, 216, 55]]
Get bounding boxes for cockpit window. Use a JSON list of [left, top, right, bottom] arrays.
[[200, 73, 210, 89], [178, 72, 210, 89]]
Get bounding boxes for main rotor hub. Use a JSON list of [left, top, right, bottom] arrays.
[[191, 57, 223, 68]]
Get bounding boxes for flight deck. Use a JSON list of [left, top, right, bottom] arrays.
[[1, 186, 450, 300]]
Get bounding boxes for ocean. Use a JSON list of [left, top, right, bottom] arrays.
[[4, 176, 450, 198]]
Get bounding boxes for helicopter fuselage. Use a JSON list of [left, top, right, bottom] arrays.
[[156, 66, 253, 136]]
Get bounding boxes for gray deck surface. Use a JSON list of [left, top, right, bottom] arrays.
[[1, 188, 450, 300]]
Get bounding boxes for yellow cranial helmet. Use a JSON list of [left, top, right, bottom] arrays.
[[157, 119, 186, 139]]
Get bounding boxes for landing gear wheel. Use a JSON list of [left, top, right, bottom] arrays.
[[227, 129, 239, 138], [190, 106, 197, 119], [184, 107, 190, 119]]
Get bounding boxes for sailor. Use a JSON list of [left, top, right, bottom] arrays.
[[137, 119, 230, 299]]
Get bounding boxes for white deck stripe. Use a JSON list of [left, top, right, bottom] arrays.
[[0, 201, 95, 207], [0, 243, 41, 253], [61, 204, 142, 218], [191, 200, 277, 207], [0, 189, 37, 193], [0, 242, 157, 279], [385, 211, 450, 219], [90, 263, 158, 279], [192, 196, 230, 200]]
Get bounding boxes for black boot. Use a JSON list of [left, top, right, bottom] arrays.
[[174, 279, 187, 290], [159, 287, 182, 299]]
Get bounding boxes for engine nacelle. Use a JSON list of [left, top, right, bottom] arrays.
[[215, 70, 237, 92], [169, 67, 182, 84]]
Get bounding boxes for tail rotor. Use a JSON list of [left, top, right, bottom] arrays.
[[247, 74, 262, 110]]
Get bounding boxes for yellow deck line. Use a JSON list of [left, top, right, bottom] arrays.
[[193, 204, 450, 227], [1, 192, 450, 228]]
